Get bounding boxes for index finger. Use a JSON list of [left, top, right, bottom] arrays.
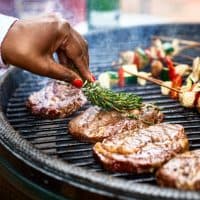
[[61, 27, 93, 82]]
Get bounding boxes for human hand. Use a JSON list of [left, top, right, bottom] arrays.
[[1, 13, 94, 87]]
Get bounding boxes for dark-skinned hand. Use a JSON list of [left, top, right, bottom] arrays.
[[1, 13, 94, 87]]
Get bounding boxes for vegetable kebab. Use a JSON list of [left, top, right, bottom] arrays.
[[98, 38, 190, 89], [179, 57, 200, 112], [119, 38, 179, 69]]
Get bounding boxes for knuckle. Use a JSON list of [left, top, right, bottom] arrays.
[[84, 40, 89, 50], [76, 50, 84, 59], [54, 19, 70, 38], [61, 20, 70, 33]]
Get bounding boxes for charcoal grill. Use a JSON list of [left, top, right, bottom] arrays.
[[1, 24, 200, 200]]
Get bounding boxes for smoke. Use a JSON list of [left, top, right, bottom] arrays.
[[8, 0, 85, 27]]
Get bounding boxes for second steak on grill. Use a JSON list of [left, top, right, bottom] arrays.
[[68, 104, 164, 143], [93, 123, 189, 173], [156, 150, 200, 190], [26, 81, 87, 119]]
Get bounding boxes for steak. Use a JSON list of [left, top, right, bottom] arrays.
[[68, 104, 164, 143], [93, 123, 189, 173], [26, 81, 87, 119], [156, 150, 200, 190]]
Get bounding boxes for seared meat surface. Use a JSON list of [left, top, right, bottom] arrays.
[[93, 123, 189, 173], [68, 104, 164, 143], [26, 81, 87, 119], [156, 150, 200, 190]]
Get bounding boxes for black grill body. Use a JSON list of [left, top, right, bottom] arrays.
[[1, 24, 200, 200]]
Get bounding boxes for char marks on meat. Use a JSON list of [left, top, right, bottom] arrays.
[[93, 123, 189, 173], [68, 104, 164, 143], [26, 81, 87, 119], [156, 150, 200, 190]]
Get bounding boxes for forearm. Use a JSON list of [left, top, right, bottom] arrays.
[[0, 14, 18, 67]]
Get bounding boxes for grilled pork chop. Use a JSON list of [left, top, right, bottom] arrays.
[[93, 123, 189, 173], [68, 104, 164, 143], [26, 81, 87, 119], [156, 150, 200, 190]]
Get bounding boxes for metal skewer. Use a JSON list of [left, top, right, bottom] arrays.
[[111, 60, 189, 68], [123, 69, 181, 93]]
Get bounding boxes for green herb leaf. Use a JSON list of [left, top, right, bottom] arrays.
[[82, 81, 142, 112]]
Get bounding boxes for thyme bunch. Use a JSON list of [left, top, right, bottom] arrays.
[[82, 82, 142, 112]]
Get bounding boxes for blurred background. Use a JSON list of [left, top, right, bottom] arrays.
[[0, 0, 200, 34]]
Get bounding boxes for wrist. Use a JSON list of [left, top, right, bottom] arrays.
[[1, 20, 19, 65], [0, 14, 18, 66]]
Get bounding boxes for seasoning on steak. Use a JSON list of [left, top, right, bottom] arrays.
[[93, 123, 189, 173], [156, 150, 200, 190], [26, 81, 87, 119], [68, 104, 164, 143]]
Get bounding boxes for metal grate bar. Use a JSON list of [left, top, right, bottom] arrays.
[[54, 148, 92, 155]]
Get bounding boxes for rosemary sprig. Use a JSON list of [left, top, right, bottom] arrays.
[[82, 81, 142, 112]]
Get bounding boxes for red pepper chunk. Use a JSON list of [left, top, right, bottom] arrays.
[[165, 57, 176, 81], [157, 50, 164, 61], [170, 75, 182, 99], [133, 52, 140, 68], [145, 49, 152, 62], [194, 92, 200, 107], [118, 67, 125, 88]]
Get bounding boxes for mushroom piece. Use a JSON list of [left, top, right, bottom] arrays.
[[179, 91, 196, 108], [151, 60, 163, 78]]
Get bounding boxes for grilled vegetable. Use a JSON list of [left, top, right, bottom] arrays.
[[149, 46, 157, 59], [151, 60, 163, 78], [132, 52, 139, 66], [188, 57, 200, 83], [166, 57, 177, 81], [136, 48, 149, 66], [98, 71, 118, 89], [179, 91, 196, 108], [157, 49, 165, 60], [172, 39, 180, 55], [192, 82, 200, 92], [170, 75, 182, 99], [160, 67, 170, 81], [153, 39, 163, 49], [145, 49, 152, 61], [137, 72, 151, 86], [175, 64, 190, 76], [118, 67, 125, 87], [153, 39, 166, 59], [197, 94, 200, 112], [161, 81, 172, 95], [122, 64, 137, 84], [120, 51, 134, 64], [163, 42, 174, 55], [98, 65, 137, 89], [180, 78, 193, 93], [179, 81, 200, 110]]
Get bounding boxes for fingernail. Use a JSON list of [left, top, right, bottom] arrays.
[[72, 79, 83, 88], [91, 74, 96, 82]]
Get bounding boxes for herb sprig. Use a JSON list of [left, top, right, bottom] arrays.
[[82, 81, 142, 112]]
